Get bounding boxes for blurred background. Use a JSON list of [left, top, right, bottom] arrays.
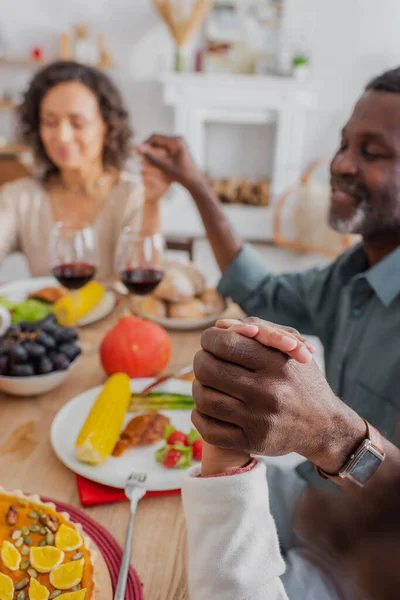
[[0, 0, 397, 285]]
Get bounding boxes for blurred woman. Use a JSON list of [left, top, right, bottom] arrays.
[[0, 61, 169, 281]]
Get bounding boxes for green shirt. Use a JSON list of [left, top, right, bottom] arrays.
[[218, 243, 400, 487]]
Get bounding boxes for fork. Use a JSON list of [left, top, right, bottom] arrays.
[[114, 472, 147, 600]]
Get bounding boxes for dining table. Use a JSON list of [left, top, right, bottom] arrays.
[[0, 299, 207, 600]]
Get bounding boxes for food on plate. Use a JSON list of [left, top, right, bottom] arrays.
[[29, 286, 66, 304], [200, 288, 226, 316], [75, 373, 131, 466], [0, 297, 54, 324], [168, 299, 206, 320], [133, 261, 226, 323], [137, 296, 167, 319], [53, 282, 104, 326], [0, 487, 95, 599], [166, 261, 206, 296], [153, 267, 195, 303], [128, 391, 194, 412], [112, 411, 170, 456], [100, 315, 171, 378], [0, 316, 81, 377], [155, 426, 202, 469]]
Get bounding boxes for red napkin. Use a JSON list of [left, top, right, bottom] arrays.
[[76, 475, 181, 507]]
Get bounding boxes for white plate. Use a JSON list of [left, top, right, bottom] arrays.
[[0, 277, 116, 327], [51, 378, 194, 491], [132, 299, 231, 331]]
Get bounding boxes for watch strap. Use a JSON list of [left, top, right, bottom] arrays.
[[316, 419, 384, 481]]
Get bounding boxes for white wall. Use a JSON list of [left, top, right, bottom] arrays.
[[1, 0, 400, 171]]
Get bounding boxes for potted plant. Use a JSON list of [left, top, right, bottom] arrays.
[[292, 54, 309, 80]]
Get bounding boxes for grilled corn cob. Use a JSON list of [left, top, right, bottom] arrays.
[[53, 281, 104, 326], [75, 373, 131, 465]]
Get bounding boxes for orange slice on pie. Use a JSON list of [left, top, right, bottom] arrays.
[[0, 488, 95, 599]]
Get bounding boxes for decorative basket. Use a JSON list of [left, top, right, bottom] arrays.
[[273, 158, 359, 257]]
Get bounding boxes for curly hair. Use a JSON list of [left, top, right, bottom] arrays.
[[19, 60, 132, 176]]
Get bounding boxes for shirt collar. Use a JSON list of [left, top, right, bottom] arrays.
[[340, 243, 400, 307]]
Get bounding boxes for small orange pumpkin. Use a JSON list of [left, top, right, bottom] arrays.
[[100, 315, 172, 378]]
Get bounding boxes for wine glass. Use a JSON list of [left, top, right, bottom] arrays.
[[49, 223, 98, 325], [115, 229, 164, 309]]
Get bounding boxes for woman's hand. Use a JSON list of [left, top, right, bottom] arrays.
[[138, 135, 204, 191], [141, 154, 171, 204]]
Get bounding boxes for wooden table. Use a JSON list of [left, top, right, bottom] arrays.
[[0, 310, 203, 600]]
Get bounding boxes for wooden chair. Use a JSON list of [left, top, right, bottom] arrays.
[[165, 236, 195, 261], [273, 159, 356, 257]]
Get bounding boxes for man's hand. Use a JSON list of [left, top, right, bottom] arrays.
[[138, 135, 203, 191], [192, 326, 366, 473]]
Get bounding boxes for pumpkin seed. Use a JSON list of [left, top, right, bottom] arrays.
[[18, 498, 26, 507], [20, 545, 30, 556], [16, 591, 26, 600], [15, 578, 29, 590], [27, 511, 38, 519], [71, 586, 80, 592], [49, 592, 62, 600], [15, 537, 24, 548], [20, 559, 30, 570], [23, 536, 32, 546], [39, 527, 47, 535], [45, 532, 54, 545], [38, 539, 47, 547], [36, 509, 44, 515], [12, 529, 22, 540], [45, 526, 52, 534], [21, 527, 30, 536], [30, 525, 40, 533], [27, 568, 37, 578], [71, 552, 84, 561]]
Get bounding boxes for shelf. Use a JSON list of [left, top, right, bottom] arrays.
[[0, 100, 17, 110], [0, 57, 46, 67], [0, 143, 32, 157]]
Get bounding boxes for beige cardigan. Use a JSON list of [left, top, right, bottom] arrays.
[[0, 172, 144, 282]]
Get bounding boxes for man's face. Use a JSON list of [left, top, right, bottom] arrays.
[[329, 91, 400, 236]]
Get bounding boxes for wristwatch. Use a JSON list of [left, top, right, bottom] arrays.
[[316, 419, 385, 487]]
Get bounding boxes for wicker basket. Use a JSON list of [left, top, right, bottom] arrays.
[[273, 159, 358, 257]]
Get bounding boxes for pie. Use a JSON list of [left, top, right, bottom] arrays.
[[0, 487, 96, 600]]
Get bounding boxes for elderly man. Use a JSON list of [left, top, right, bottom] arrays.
[[141, 67, 400, 598]]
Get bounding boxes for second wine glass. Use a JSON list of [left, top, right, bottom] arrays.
[[116, 229, 164, 301], [49, 222, 98, 324]]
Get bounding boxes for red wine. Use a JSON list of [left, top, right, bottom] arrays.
[[120, 268, 164, 295], [52, 262, 97, 290]]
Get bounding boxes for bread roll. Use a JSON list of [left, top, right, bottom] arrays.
[[201, 288, 226, 316], [165, 261, 206, 296], [169, 299, 206, 319], [138, 296, 167, 318], [154, 267, 195, 302]]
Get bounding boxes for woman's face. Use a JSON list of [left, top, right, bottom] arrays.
[[39, 81, 107, 172]]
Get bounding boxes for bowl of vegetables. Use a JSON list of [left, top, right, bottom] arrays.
[[0, 314, 81, 396]]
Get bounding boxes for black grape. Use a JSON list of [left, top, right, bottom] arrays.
[[59, 344, 81, 361], [25, 343, 46, 360], [9, 344, 28, 362], [0, 344, 9, 356], [52, 354, 70, 371], [0, 356, 8, 375], [36, 332, 56, 349], [7, 325, 20, 337], [11, 364, 35, 377], [53, 327, 78, 344], [38, 356, 54, 375]]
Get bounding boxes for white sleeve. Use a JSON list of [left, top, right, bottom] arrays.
[[182, 461, 288, 600]]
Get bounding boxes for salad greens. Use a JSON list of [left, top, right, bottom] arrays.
[[0, 297, 54, 323]]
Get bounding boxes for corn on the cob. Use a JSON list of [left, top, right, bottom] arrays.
[[53, 281, 104, 326], [75, 373, 131, 465]]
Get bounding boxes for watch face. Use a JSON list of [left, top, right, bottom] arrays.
[[350, 450, 383, 485]]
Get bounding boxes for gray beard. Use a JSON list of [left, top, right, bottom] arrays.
[[328, 203, 369, 234]]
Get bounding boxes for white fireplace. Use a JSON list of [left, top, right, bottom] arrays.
[[161, 73, 317, 242]]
